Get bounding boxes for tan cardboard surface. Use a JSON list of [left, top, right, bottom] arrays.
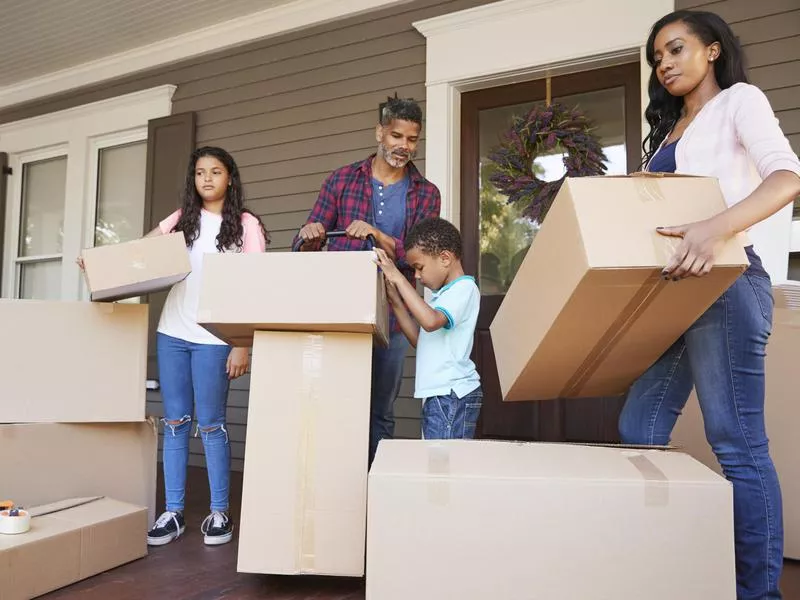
[[491, 175, 749, 402], [81, 232, 190, 302], [0, 300, 147, 423], [673, 282, 800, 559], [197, 251, 389, 347], [0, 420, 158, 525], [238, 331, 371, 576], [0, 497, 146, 600], [367, 440, 735, 600]]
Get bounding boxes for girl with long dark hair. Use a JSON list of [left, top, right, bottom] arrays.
[[619, 10, 800, 599], [146, 146, 268, 547]]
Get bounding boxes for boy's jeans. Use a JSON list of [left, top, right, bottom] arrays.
[[157, 333, 231, 514], [422, 387, 483, 440]]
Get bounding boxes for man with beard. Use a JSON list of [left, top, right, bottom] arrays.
[[295, 97, 441, 465]]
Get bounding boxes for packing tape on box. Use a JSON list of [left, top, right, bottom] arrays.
[[560, 269, 667, 398], [426, 443, 451, 506], [0, 509, 31, 534], [625, 452, 670, 507], [296, 334, 323, 574]]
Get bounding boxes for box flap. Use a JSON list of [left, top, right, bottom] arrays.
[[371, 440, 726, 485]]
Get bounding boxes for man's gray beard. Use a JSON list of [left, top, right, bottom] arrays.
[[379, 143, 415, 168]]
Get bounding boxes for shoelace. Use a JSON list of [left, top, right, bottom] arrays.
[[153, 511, 179, 530], [201, 511, 228, 534]]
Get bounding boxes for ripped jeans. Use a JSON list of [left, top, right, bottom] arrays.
[[157, 333, 231, 513]]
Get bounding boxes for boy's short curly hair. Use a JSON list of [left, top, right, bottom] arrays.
[[404, 217, 463, 259]]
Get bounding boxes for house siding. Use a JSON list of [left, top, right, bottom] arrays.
[[0, 0, 491, 470], [675, 0, 800, 212]]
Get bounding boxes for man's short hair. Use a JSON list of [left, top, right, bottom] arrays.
[[405, 217, 463, 259], [379, 96, 423, 127]]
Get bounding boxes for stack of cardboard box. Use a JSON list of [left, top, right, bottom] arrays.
[[0, 232, 190, 599], [197, 250, 389, 576]]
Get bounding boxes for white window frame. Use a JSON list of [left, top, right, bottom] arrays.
[[7, 144, 70, 299], [1, 85, 175, 300]]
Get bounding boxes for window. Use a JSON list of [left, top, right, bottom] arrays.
[[1, 85, 174, 300]]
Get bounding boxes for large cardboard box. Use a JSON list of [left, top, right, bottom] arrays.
[[491, 175, 749, 401], [0, 300, 147, 423], [672, 282, 800, 559], [0, 420, 158, 525], [81, 232, 190, 302], [367, 440, 735, 600], [0, 497, 147, 600], [238, 331, 371, 576], [197, 251, 389, 347]]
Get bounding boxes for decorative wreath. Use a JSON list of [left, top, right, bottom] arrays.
[[488, 102, 608, 222]]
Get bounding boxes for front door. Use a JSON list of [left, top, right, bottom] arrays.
[[461, 62, 642, 442]]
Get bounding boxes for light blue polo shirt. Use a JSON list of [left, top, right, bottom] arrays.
[[415, 276, 481, 400]]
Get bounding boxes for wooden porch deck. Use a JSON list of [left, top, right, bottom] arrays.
[[43, 467, 800, 599]]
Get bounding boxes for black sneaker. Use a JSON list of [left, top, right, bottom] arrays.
[[201, 511, 233, 546], [147, 510, 185, 546]]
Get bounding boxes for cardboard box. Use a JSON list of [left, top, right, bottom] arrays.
[[0, 300, 147, 423], [197, 251, 389, 347], [491, 175, 749, 401], [672, 282, 800, 559], [81, 232, 190, 302], [0, 497, 147, 600], [0, 420, 158, 525], [238, 331, 371, 576], [366, 440, 735, 600]]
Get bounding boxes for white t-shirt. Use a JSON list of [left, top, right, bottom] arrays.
[[157, 208, 265, 345]]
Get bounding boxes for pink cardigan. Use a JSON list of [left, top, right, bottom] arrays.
[[648, 82, 800, 208]]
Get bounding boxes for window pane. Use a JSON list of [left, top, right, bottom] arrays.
[[20, 259, 62, 300], [95, 141, 147, 247], [478, 87, 627, 294], [19, 156, 67, 257]]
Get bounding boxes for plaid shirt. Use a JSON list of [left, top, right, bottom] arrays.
[[294, 154, 441, 330]]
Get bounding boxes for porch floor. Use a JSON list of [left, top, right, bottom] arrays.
[[43, 467, 800, 599]]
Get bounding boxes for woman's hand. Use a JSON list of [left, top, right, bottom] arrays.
[[227, 347, 249, 380], [75, 257, 85, 271], [658, 216, 734, 279]]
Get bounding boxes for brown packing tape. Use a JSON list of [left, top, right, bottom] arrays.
[[560, 269, 667, 398], [626, 453, 670, 507], [426, 443, 451, 507], [296, 334, 323, 573]]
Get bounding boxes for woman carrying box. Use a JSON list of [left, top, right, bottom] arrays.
[[619, 10, 800, 599]]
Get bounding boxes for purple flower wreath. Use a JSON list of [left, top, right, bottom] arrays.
[[487, 102, 608, 222]]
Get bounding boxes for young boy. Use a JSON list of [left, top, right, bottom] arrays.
[[374, 217, 482, 440]]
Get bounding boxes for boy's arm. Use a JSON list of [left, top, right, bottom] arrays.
[[390, 275, 448, 333], [386, 283, 420, 348]]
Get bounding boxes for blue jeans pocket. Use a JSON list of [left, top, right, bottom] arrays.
[[744, 272, 774, 325]]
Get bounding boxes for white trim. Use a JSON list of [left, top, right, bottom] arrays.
[[0, 0, 413, 110], [792, 221, 800, 254], [414, 0, 674, 227], [2, 86, 172, 300]]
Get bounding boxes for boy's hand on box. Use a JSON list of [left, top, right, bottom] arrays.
[[385, 279, 402, 305], [227, 347, 249, 380], [374, 248, 403, 284]]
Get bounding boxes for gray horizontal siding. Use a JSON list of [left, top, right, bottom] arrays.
[[677, 0, 800, 214]]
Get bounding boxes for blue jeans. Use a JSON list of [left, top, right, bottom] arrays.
[[369, 330, 410, 465], [422, 387, 483, 440], [619, 270, 783, 600], [157, 333, 232, 513]]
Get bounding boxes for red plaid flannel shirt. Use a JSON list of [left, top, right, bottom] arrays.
[[293, 154, 441, 331]]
